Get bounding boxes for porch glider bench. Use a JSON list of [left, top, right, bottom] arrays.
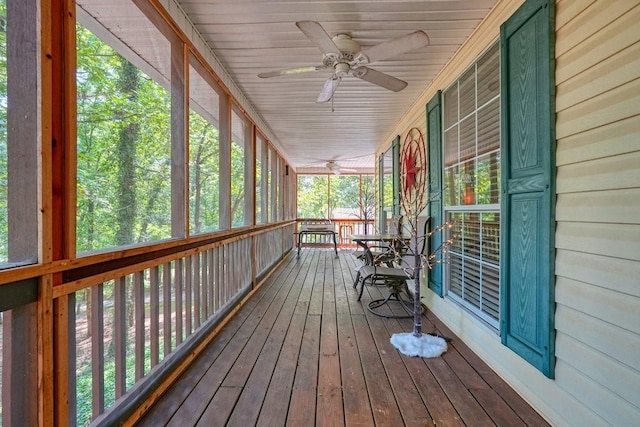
[[297, 220, 338, 258]]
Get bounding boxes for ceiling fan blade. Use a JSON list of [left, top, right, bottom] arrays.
[[296, 21, 341, 55], [258, 65, 327, 78], [352, 67, 407, 92], [317, 76, 341, 103], [356, 30, 429, 64]]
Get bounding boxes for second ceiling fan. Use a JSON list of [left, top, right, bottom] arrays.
[[258, 21, 430, 103]]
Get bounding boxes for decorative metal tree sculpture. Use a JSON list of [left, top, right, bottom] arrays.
[[390, 127, 449, 357], [399, 128, 428, 336]]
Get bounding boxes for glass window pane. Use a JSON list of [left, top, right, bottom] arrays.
[[459, 67, 476, 119], [189, 62, 220, 235], [476, 153, 500, 205], [444, 126, 458, 168], [477, 43, 500, 107], [76, 5, 172, 253], [460, 160, 476, 206], [482, 212, 500, 265], [443, 82, 458, 127], [459, 114, 476, 162], [444, 166, 460, 207], [478, 98, 500, 156]]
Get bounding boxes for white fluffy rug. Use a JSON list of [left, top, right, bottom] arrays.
[[390, 332, 448, 358]]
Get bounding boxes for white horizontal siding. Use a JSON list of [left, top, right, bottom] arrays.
[[556, 115, 640, 166], [554, 0, 640, 425], [555, 188, 640, 224], [556, 332, 639, 408]]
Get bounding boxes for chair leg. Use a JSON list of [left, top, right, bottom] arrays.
[[357, 275, 369, 301]]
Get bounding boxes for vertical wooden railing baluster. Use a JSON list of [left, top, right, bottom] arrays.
[[201, 250, 209, 321], [162, 262, 172, 356], [236, 241, 242, 294], [175, 259, 183, 345], [91, 283, 105, 418], [214, 247, 220, 312], [208, 248, 215, 315], [114, 276, 127, 398], [134, 271, 145, 381], [68, 294, 78, 424], [222, 245, 228, 306], [193, 253, 201, 329], [184, 256, 192, 335], [230, 243, 235, 299], [150, 266, 160, 367]]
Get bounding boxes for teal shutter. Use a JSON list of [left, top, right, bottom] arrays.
[[500, 0, 556, 378], [426, 91, 443, 297], [392, 135, 401, 216]]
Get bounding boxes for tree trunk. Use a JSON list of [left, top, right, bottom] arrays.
[[116, 58, 138, 247], [116, 58, 139, 328], [191, 126, 210, 234], [138, 174, 164, 242]]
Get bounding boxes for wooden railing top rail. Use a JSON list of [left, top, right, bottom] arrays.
[[0, 221, 295, 288]]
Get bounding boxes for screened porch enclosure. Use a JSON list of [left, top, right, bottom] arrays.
[[2, 0, 637, 425]]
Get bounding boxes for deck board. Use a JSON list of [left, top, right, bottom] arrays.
[[138, 249, 550, 426]]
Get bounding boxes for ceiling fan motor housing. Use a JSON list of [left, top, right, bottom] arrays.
[[333, 33, 360, 55]]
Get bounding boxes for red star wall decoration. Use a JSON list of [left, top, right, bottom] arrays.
[[400, 128, 427, 216]]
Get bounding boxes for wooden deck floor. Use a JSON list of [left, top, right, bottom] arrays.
[[137, 249, 548, 427]]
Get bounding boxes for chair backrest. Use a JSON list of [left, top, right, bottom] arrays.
[[389, 215, 404, 236]]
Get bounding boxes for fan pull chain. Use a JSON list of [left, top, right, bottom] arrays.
[[331, 94, 335, 113]]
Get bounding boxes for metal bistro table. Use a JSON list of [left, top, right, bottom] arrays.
[[350, 234, 415, 318], [350, 233, 407, 264]]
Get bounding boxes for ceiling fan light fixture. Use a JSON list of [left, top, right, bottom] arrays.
[[335, 62, 350, 76]]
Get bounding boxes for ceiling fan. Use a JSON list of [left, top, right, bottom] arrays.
[[325, 160, 357, 175], [258, 21, 430, 103]]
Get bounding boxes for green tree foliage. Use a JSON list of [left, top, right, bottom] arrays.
[[329, 175, 360, 218], [297, 175, 328, 218], [76, 25, 171, 253], [189, 110, 220, 234], [230, 140, 245, 226], [297, 174, 375, 221]]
